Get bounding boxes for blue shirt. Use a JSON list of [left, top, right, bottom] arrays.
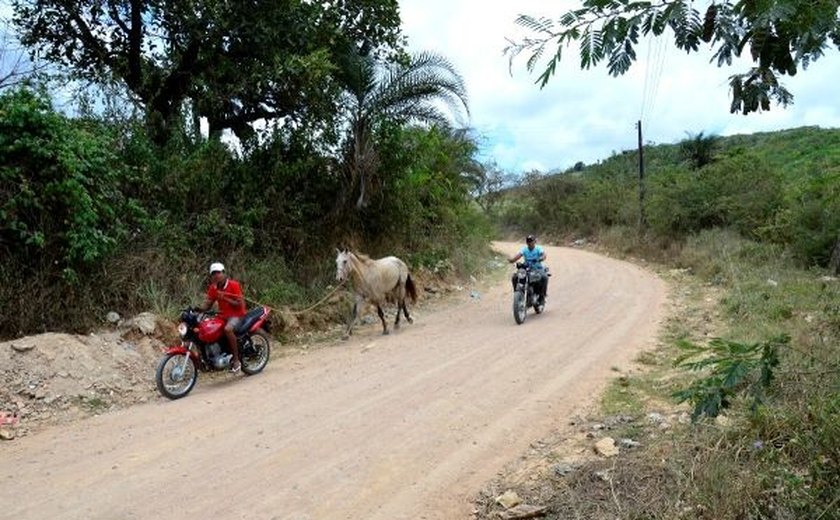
[[520, 245, 544, 269]]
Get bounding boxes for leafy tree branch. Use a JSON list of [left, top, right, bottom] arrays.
[[506, 0, 840, 115]]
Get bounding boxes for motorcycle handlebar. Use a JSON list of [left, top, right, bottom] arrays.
[[183, 307, 217, 319], [516, 262, 536, 269]]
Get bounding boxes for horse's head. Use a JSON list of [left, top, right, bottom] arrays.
[[335, 248, 353, 282]]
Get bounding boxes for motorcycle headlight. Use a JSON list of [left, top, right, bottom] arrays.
[[177, 322, 188, 337]]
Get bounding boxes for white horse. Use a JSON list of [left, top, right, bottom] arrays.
[[335, 248, 417, 338]]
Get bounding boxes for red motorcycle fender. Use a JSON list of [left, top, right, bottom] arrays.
[[163, 344, 199, 362]]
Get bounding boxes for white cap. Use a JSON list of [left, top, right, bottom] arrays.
[[209, 262, 225, 274]]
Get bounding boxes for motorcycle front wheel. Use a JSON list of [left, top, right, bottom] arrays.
[[155, 353, 198, 400], [513, 290, 527, 325], [241, 331, 270, 375]]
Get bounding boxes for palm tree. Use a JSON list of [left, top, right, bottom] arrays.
[[680, 131, 720, 170], [338, 50, 469, 210]]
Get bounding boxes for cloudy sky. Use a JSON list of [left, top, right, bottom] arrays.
[[399, 0, 840, 173]]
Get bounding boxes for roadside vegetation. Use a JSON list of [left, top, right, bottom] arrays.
[[0, 0, 494, 338], [488, 127, 840, 518], [0, 85, 493, 338]]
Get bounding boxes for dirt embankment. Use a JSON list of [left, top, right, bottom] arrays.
[[0, 314, 171, 439]]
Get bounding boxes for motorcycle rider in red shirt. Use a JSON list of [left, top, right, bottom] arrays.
[[199, 262, 246, 373]]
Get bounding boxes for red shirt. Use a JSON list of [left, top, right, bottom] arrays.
[[207, 279, 246, 319]]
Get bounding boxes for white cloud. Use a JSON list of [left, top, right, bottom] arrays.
[[399, 0, 840, 173]]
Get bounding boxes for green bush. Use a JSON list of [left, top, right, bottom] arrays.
[[647, 151, 782, 238], [370, 125, 493, 257], [0, 88, 137, 277], [780, 170, 840, 266], [647, 165, 723, 236]]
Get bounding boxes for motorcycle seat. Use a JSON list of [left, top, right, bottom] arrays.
[[236, 307, 266, 335]]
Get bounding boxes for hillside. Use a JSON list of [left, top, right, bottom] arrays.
[[495, 125, 840, 271]]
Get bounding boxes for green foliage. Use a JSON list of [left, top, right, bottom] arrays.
[[0, 88, 136, 276], [771, 169, 840, 266], [746, 391, 840, 518], [472, 162, 517, 216], [499, 163, 638, 236], [525, 174, 585, 230], [369, 125, 492, 265], [241, 257, 327, 308], [79, 395, 108, 412], [338, 49, 470, 210], [507, 0, 839, 114], [1, 0, 483, 338], [11, 0, 403, 143], [496, 126, 838, 268], [679, 131, 720, 169], [647, 150, 782, 238], [139, 279, 184, 318], [579, 173, 639, 230], [646, 165, 722, 236], [0, 84, 490, 337], [672, 335, 785, 419], [531, 217, 840, 519]]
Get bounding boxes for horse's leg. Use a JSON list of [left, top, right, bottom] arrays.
[[400, 282, 413, 324], [403, 300, 413, 324], [393, 280, 408, 330], [343, 297, 361, 340], [377, 305, 389, 335]]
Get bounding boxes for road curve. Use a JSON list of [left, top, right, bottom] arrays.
[[0, 242, 667, 520]]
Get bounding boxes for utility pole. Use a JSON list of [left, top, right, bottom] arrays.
[[636, 120, 646, 230]]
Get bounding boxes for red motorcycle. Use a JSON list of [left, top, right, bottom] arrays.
[[155, 306, 271, 399]]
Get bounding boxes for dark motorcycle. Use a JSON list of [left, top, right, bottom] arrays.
[[512, 262, 546, 325], [155, 306, 271, 399]]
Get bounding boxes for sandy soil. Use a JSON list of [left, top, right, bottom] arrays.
[[0, 242, 667, 520]]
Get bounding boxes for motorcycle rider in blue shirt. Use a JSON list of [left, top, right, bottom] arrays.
[[508, 235, 548, 305]]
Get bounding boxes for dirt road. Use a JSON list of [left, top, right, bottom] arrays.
[[0, 243, 667, 520]]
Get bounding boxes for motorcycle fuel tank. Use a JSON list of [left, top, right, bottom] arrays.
[[197, 317, 226, 343]]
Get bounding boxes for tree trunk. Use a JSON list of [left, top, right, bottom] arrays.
[[829, 231, 840, 275]]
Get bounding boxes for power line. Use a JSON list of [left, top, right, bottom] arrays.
[[639, 33, 668, 130], [640, 34, 655, 121], [646, 35, 668, 128]]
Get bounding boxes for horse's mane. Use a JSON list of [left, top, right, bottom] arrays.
[[352, 251, 373, 263]]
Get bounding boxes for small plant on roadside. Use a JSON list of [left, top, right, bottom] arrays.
[[672, 335, 785, 420], [79, 395, 109, 413], [140, 279, 182, 318]]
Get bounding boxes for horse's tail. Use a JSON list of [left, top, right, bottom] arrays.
[[405, 274, 417, 303]]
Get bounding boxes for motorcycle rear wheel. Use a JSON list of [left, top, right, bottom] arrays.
[[241, 331, 270, 375], [513, 290, 527, 325], [155, 353, 198, 400]]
